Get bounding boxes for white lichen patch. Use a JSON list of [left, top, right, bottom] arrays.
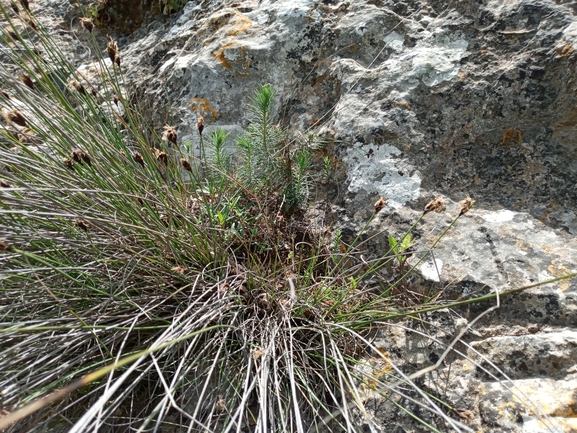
[[563, 21, 577, 49], [419, 258, 444, 282], [275, 0, 314, 20], [343, 142, 421, 210], [482, 209, 516, 223], [408, 33, 468, 86], [383, 31, 405, 54]]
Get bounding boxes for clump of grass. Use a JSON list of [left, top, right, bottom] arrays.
[[0, 5, 574, 433]]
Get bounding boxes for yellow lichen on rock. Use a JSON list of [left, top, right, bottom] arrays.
[[213, 41, 252, 77], [357, 347, 393, 401], [547, 260, 572, 291], [502, 128, 522, 147], [556, 43, 574, 57], [186, 98, 217, 121], [206, 8, 252, 38], [515, 238, 533, 251]]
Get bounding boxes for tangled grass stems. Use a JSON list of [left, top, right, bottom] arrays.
[[1, 5, 575, 433]]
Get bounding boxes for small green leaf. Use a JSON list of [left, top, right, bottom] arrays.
[[388, 234, 399, 255], [401, 234, 414, 251]]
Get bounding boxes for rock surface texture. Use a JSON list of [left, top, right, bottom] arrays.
[[27, 0, 577, 431]]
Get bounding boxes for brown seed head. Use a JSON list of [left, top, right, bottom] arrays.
[[74, 219, 89, 232], [90, 87, 98, 97], [163, 125, 177, 144], [0, 179, 12, 188], [71, 149, 91, 165], [18, 73, 34, 89], [155, 148, 168, 165], [215, 395, 225, 413], [171, 265, 186, 274], [68, 79, 85, 95], [133, 151, 144, 166], [196, 116, 204, 135], [424, 197, 445, 214], [460, 195, 475, 216], [0, 238, 12, 252], [181, 158, 192, 171], [252, 348, 266, 360], [374, 197, 387, 214], [19, 0, 29, 11], [4, 109, 27, 127], [107, 37, 119, 65], [79, 17, 94, 33], [64, 158, 74, 170]]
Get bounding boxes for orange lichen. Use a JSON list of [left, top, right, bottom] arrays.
[[213, 41, 251, 77], [547, 260, 572, 291], [502, 128, 522, 147], [392, 100, 411, 110], [206, 8, 252, 37], [359, 347, 393, 397], [539, 208, 552, 224], [556, 43, 574, 57], [515, 238, 533, 252], [186, 98, 217, 121]]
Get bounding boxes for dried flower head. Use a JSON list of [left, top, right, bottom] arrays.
[[181, 158, 192, 171], [74, 219, 89, 232], [68, 79, 85, 95], [63, 158, 74, 170], [163, 125, 177, 144], [90, 87, 98, 97], [460, 195, 475, 216], [374, 197, 387, 214], [196, 116, 204, 135], [252, 348, 266, 360], [3, 109, 27, 127], [0, 179, 12, 188], [214, 395, 226, 413], [424, 197, 445, 214], [71, 149, 91, 165], [133, 151, 144, 166], [155, 148, 168, 165], [106, 37, 120, 66], [79, 17, 94, 33], [112, 94, 119, 106], [18, 73, 34, 89], [171, 265, 186, 274], [0, 238, 12, 252], [19, 0, 29, 11]]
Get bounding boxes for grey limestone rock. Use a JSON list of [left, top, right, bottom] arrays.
[[30, 0, 577, 430]]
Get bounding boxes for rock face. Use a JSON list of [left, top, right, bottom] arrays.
[[30, 0, 577, 431]]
